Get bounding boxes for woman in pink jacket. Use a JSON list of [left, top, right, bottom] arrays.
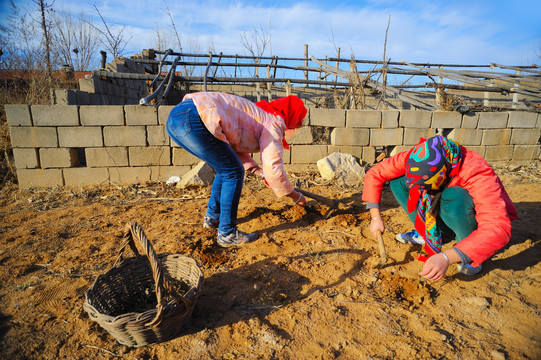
[[167, 92, 308, 248], [362, 136, 517, 280]]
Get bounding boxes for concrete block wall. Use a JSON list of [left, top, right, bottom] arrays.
[[6, 104, 540, 188]]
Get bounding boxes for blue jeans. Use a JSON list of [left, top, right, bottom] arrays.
[[166, 99, 244, 235], [389, 176, 478, 243]]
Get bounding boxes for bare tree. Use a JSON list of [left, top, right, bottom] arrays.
[[32, 0, 55, 80], [162, 0, 182, 52], [52, 9, 99, 71], [90, 3, 132, 59], [240, 25, 270, 59]]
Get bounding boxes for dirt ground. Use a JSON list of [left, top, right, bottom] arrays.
[[0, 165, 540, 360]]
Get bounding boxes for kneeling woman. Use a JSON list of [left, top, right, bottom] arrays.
[[167, 92, 308, 248], [362, 136, 517, 280]]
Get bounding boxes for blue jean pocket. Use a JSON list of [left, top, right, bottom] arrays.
[[167, 107, 192, 138]]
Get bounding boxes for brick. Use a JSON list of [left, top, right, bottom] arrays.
[[484, 146, 513, 161], [432, 111, 462, 129], [510, 129, 540, 145], [58, 127, 103, 147], [447, 129, 482, 146], [346, 110, 381, 128], [508, 111, 538, 128], [103, 126, 146, 146], [147, 125, 169, 146], [512, 145, 538, 161], [129, 146, 171, 166], [17, 169, 63, 188], [287, 126, 313, 144], [85, 147, 129, 167], [172, 148, 200, 165], [10, 127, 58, 148], [125, 105, 158, 125], [382, 110, 399, 128], [331, 128, 369, 146], [63, 167, 109, 186], [370, 128, 404, 146], [478, 112, 508, 129], [399, 110, 431, 128], [109, 167, 151, 185], [5, 105, 32, 126], [404, 128, 437, 145], [309, 108, 345, 127], [290, 145, 327, 163], [12, 148, 39, 169], [158, 105, 176, 125], [80, 105, 124, 125], [461, 113, 479, 129], [482, 129, 511, 146], [31, 105, 79, 126], [327, 145, 363, 159], [39, 148, 79, 168], [150, 166, 191, 182]]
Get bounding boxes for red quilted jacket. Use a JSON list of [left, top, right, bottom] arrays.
[[362, 147, 518, 266]]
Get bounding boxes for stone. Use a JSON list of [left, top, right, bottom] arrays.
[[176, 161, 216, 188], [316, 152, 365, 187]]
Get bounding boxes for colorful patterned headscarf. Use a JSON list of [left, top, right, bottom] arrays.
[[256, 95, 307, 149], [405, 136, 462, 261]]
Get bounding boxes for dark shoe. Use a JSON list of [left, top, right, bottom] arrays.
[[457, 263, 483, 276], [203, 216, 219, 229], [217, 229, 258, 248], [395, 229, 425, 245]]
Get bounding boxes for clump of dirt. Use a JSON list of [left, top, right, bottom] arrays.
[[375, 271, 434, 310]]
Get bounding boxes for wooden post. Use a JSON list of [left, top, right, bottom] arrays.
[[266, 65, 272, 101], [334, 48, 340, 88], [255, 58, 261, 102], [512, 70, 520, 109], [304, 44, 309, 87]]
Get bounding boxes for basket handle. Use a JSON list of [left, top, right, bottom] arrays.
[[118, 220, 190, 327]]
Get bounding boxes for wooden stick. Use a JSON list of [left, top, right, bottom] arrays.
[[376, 231, 388, 266]]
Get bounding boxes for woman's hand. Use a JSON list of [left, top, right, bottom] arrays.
[[369, 218, 385, 240], [419, 253, 450, 281], [288, 190, 306, 206]]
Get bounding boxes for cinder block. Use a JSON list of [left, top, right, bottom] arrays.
[[10, 127, 58, 148], [369, 128, 404, 146], [158, 105, 176, 125], [465, 146, 485, 157], [129, 146, 171, 166], [150, 166, 191, 182], [147, 125, 169, 146], [510, 128, 540, 145], [63, 167, 109, 187], [287, 126, 313, 144], [478, 112, 508, 129], [51, 89, 77, 105], [399, 110, 432, 128], [76, 91, 90, 105], [39, 148, 79, 168], [331, 128, 369, 146], [327, 145, 363, 159], [125, 105, 158, 125], [109, 167, 151, 185], [482, 129, 511, 146], [404, 128, 437, 145], [86, 147, 129, 167], [17, 169, 63, 188], [346, 110, 381, 128], [12, 148, 39, 169], [103, 126, 146, 146], [290, 145, 327, 163], [382, 110, 399, 128], [58, 127, 103, 147], [172, 148, 200, 166], [390, 145, 414, 157], [31, 105, 79, 126], [362, 147, 376, 164], [508, 111, 538, 128], [309, 108, 345, 127], [447, 129, 482, 146], [461, 113, 479, 128], [5, 105, 32, 126], [284, 163, 318, 172], [484, 146, 513, 161], [512, 145, 538, 161], [80, 105, 124, 125], [250, 149, 290, 165], [432, 111, 462, 129]]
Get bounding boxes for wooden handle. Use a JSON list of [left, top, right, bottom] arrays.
[[294, 188, 338, 209], [376, 231, 388, 265]]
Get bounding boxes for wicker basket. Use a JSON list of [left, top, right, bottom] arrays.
[[83, 221, 204, 347]]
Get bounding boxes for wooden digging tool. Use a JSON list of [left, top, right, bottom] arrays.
[[294, 188, 339, 218], [376, 230, 388, 266]]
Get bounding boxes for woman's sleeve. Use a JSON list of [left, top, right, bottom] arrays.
[[361, 151, 411, 204], [259, 124, 293, 197]]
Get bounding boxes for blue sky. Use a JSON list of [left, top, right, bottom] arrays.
[[1, 0, 540, 66]]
